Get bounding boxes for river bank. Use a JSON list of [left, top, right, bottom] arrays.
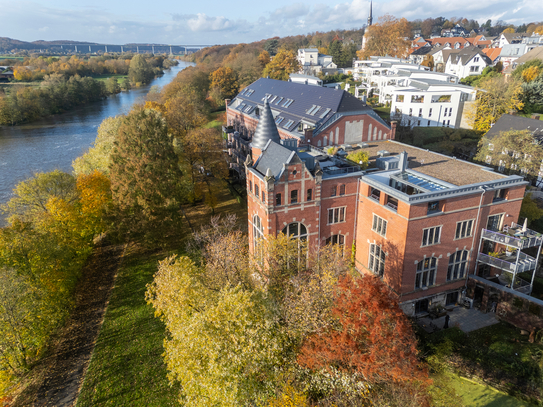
[[0, 62, 192, 223]]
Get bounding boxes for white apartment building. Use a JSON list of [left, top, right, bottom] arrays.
[[390, 80, 476, 129]]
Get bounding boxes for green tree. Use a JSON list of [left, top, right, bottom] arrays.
[[109, 108, 186, 244], [128, 55, 154, 85], [475, 129, 543, 183], [520, 193, 543, 226], [105, 77, 121, 94], [262, 49, 300, 81], [264, 39, 280, 55]]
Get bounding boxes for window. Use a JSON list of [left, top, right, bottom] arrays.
[[255, 184, 260, 198], [275, 96, 283, 105], [470, 66, 479, 72], [396, 95, 404, 103], [262, 191, 266, 202], [291, 190, 298, 204], [429, 108, 432, 117], [427, 201, 440, 214], [415, 257, 437, 289], [474, 56, 480, 62], [418, 108, 423, 117], [447, 120, 450, 126], [283, 120, 295, 129], [386, 196, 398, 211], [486, 214, 503, 232], [326, 234, 345, 252], [328, 207, 346, 224], [307, 189, 312, 201], [282, 222, 307, 241], [444, 107, 448, 116], [253, 215, 264, 258], [275, 116, 284, 125], [422, 226, 441, 246], [369, 243, 385, 277], [331, 186, 337, 197], [276, 193, 282, 205], [449, 109, 453, 117], [370, 188, 381, 202], [409, 108, 413, 116], [339, 184, 346, 196], [447, 250, 468, 281], [249, 180, 252, 192], [493, 189, 505, 202], [455, 219, 474, 239], [411, 95, 424, 103], [372, 214, 387, 237], [319, 108, 331, 118]]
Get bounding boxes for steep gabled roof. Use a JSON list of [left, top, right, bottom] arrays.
[[446, 47, 491, 66], [232, 78, 376, 133], [482, 47, 502, 62], [255, 140, 297, 179]]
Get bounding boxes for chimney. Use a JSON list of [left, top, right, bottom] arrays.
[[390, 121, 398, 140], [399, 151, 408, 172]]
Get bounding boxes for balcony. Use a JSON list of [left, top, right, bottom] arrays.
[[477, 251, 537, 274], [481, 228, 543, 250]]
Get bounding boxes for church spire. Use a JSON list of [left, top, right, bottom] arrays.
[[367, 1, 373, 26]]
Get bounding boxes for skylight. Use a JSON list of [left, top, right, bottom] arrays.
[[319, 108, 331, 118], [283, 120, 295, 129], [275, 117, 284, 124], [269, 95, 278, 103], [275, 97, 284, 105]]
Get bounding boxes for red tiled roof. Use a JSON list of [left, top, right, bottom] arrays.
[[482, 47, 501, 61]]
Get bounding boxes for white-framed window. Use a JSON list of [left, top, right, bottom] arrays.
[[372, 214, 387, 237], [422, 226, 441, 246], [415, 257, 437, 289], [455, 219, 474, 239], [369, 243, 385, 277], [447, 250, 468, 281], [328, 207, 346, 224]]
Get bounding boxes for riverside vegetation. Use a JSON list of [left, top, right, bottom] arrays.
[[0, 54, 177, 125]]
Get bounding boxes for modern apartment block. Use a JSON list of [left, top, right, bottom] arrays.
[[246, 100, 533, 316]]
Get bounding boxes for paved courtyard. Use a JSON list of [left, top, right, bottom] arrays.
[[417, 306, 500, 333]]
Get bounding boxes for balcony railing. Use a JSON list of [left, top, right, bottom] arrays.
[[477, 252, 537, 274], [481, 228, 543, 249]]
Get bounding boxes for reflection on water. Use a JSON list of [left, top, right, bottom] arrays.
[[0, 62, 191, 219]]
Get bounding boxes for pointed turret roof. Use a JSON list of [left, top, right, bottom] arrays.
[[251, 99, 281, 150]]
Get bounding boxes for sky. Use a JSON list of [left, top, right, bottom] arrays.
[[2, 0, 542, 46]]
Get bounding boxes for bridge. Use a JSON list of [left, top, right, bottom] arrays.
[[42, 44, 210, 55]]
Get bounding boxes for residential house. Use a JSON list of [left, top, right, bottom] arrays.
[[441, 24, 470, 37], [482, 48, 502, 65], [500, 44, 528, 72], [505, 46, 543, 74], [444, 47, 492, 79], [297, 48, 337, 75], [246, 111, 531, 316], [497, 32, 527, 48], [288, 74, 323, 87]]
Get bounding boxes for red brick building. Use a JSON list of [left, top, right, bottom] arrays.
[[227, 78, 394, 178], [246, 91, 537, 317]]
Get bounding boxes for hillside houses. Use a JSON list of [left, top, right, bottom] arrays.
[[297, 48, 337, 76]]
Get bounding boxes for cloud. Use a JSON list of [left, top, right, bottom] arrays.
[[186, 14, 233, 32]]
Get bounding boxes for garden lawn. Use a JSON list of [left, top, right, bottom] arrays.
[[76, 245, 180, 407], [445, 373, 534, 406], [93, 74, 129, 82], [373, 106, 391, 122]]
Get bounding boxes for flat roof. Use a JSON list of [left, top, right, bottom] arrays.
[[360, 140, 507, 186]]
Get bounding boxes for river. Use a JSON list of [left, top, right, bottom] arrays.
[[0, 61, 191, 217]]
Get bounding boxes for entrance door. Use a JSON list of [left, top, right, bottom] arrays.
[[474, 285, 485, 308], [415, 298, 429, 314], [446, 291, 459, 306]]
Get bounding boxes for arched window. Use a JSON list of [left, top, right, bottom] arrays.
[[369, 243, 385, 277], [415, 257, 437, 289], [447, 250, 468, 281], [282, 222, 308, 242]]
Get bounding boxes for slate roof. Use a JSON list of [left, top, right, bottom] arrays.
[[255, 140, 295, 179], [232, 78, 386, 135], [485, 114, 543, 140], [251, 99, 281, 149]]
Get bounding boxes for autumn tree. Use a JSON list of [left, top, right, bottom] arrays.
[[262, 49, 300, 81], [210, 66, 239, 106], [358, 15, 411, 59], [297, 274, 426, 385], [258, 50, 271, 68], [109, 108, 185, 243], [475, 129, 543, 182], [469, 76, 524, 132], [164, 92, 208, 141], [72, 115, 123, 176]]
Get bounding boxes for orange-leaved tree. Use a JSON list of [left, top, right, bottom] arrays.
[[297, 273, 427, 385], [358, 14, 411, 59]]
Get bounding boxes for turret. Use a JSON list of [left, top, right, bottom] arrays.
[[251, 98, 281, 162]]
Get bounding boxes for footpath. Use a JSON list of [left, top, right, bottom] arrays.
[[12, 242, 127, 407]]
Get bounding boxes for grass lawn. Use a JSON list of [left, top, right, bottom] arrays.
[[445, 373, 534, 406], [373, 106, 391, 121], [75, 245, 181, 407], [204, 110, 226, 130], [93, 74, 129, 82], [76, 180, 247, 406]]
